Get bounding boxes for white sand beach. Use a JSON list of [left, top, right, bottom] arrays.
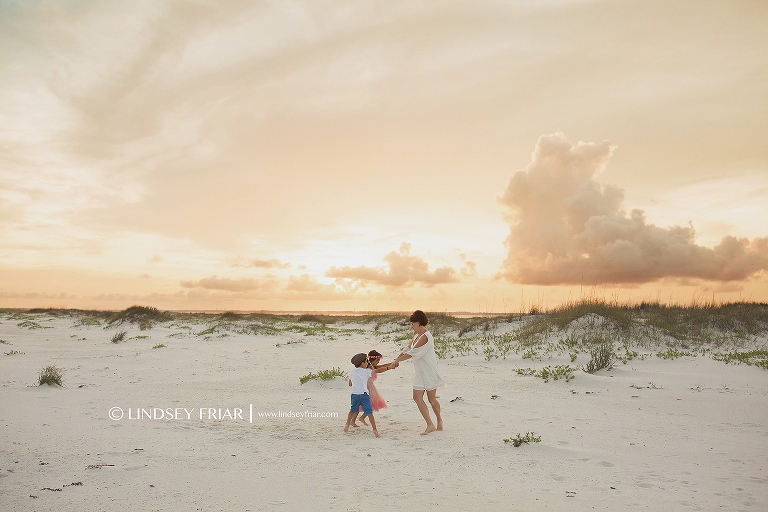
[[1, 310, 767, 511]]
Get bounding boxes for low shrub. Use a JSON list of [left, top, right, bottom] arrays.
[[515, 365, 576, 382], [712, 350, 768, 369], [504, 432, 542, 447], [583, 344, 615, 374], [38, 365, 64, 386], [111, 331, 127, 343], [299, 367, 348, 384]]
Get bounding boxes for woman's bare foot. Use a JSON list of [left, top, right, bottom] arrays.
[[343, 426, 349, 433], [373, 430, 381, 438], [351, 422, 361, 427], [420, 425, 437, 435], [436, 421, 443, 431]]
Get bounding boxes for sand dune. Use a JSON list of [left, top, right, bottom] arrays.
[[1, 310, 767, 511]]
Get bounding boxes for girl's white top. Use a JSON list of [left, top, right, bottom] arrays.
[[402, 331, 445, 391]]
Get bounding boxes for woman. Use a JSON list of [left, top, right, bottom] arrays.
[[390, 310, 445, 435]]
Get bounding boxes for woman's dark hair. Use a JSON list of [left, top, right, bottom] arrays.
[[368, 350, 383, 359], [409, 310, 428, 326]]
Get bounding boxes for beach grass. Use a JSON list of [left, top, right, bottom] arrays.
[[108, 305, 172, 330], [711, 349, 768, 369], [515, 364, 577, 382], [425, 299, 768, 364], [504, 432, 542, 446], [299, 367, 348, 384], [111, 330, 127, 343], [38, 365, 64, 386], [6, 300, 768, 376], [583, 344, 615, 374]]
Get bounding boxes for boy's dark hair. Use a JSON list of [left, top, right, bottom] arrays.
[[351, 353, 367, 367], [409, 310, 428, 326]]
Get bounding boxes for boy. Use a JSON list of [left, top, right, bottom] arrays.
[[344, 353, 389, 437]]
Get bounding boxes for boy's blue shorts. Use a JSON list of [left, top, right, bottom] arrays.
[[350, 393, 372, 414]]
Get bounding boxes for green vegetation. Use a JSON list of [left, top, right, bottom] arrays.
[[72, 316, 102, 327], [4, 350, 24, 355], [152, 343, 167, 349], [515, 365, 577, 382], [400, 301, 768, 377], [656, 348, 698, 360], [196, 326, 221, 337], [276, 339, 306, 347], [299, 367, 348, 384], [711, 350, 768, 370], [4, 301, 768, 379], [18, 320, 51, 330], [504, 432, 542, 447], [111, 330, 127, 343], [434, 336, 478, 359], [583, 344, 615, 374], [38, 365, 64, 386], [617, 347, 640, 364], [108, 306, 172, 330]]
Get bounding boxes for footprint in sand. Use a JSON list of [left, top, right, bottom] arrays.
[[600, 461, 614, 467]]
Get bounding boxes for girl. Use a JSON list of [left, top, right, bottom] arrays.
[[365, 350, 388, 411], [357, 350, 391, 426]]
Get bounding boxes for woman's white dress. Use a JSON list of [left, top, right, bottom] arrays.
[[403, 331, 445, 391]]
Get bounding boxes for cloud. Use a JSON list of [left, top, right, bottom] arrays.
[[285, 273, 334, 293], [233, 258, 291, 269], [713, 282, 744, 293], [179, 275, 273, 292], [459, 253, 476, 277], [326, 242, 458, 287], [498, 133, 768, 285], [0, 291, 71, 299]]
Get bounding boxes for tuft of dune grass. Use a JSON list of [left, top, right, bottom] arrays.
[[38, 365, 64, 386], [111, 330, 127, 343], [108, 305, 172, 330]]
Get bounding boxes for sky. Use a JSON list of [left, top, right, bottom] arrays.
[[1, 0, 767, 313]]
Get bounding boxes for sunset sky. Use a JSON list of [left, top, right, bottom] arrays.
[[1, 0, 767, 313]]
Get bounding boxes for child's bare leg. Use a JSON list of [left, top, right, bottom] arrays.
[[360, 413, 370, 426], [368, 414, 380, 437], [427, 389, 442, 430], [413, 389, 436, 435], [344, 411, 356, 432], [350, 411, 362, 427]]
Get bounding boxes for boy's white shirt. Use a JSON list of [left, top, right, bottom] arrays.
[[349, 367, 372, 395]]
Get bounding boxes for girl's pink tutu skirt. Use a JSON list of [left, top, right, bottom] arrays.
[[360, 373, 387, 412]]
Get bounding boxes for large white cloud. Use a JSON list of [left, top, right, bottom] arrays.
[[498, 133, 768, 285]]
